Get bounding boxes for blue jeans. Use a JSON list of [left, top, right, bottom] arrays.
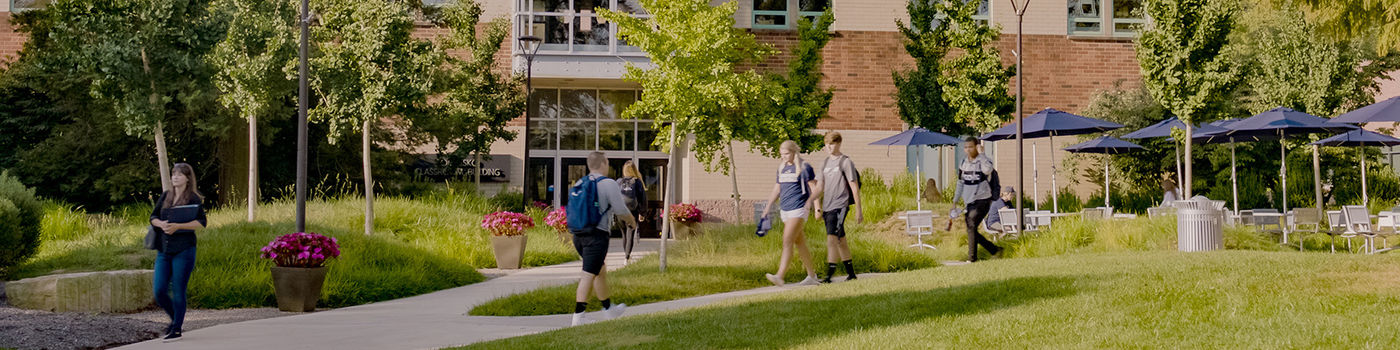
[[153, 246, 196, 331]]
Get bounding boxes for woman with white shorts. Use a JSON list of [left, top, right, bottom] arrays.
[[760, 140, 820, 286]]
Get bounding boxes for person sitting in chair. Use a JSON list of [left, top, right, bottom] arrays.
[[984, 186, 1016, 234]]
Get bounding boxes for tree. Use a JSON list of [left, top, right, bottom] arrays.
[[739, 10, 836, 156], [1135, 0, 1244, 198], [600, 0, 775, 225], [413, 0, 525, 190], [39, 0, 228, 193], [600, 0, 773, 270], [1240, 7, 1400, 116], [1268, 0, 1400, 53], [893, 0, 1014, 136], [309, 0, 440, 236], [209, 0, 298, 222]]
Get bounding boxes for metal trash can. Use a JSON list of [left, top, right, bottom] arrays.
[[1174, 197, 1223, 252]]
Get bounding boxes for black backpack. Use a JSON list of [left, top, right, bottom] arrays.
[[618, 177, 640, 212], [989, 169, 1001, 196]]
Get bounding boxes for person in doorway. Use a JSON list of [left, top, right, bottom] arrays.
[[616, 160, 647, 262], [567, 152, 637, 326], [813, 132, 862, 283], [760, 140, 821, 287], [149, 163, 208, 342], [953, 137, 1002, 262], [1161, 174, 1179, 205], [984, 186, 1016, 233]]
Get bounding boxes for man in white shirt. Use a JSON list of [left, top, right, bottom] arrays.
[[569, 152, 637, 326]]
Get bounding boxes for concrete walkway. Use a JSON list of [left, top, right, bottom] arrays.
[[118, 238, 849, 350]]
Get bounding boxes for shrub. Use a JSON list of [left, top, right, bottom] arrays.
[[489, 191, 525, 212], [0, 171, 43, 277]]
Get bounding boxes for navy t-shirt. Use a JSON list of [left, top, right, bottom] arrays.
[[777, 162, 816, 211]]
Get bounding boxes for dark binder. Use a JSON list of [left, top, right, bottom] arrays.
[[163, 204, 201, 224]]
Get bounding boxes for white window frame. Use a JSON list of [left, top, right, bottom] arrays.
[[753, 0, 832, 30], [515, 0, 650, 56], [1067, 0, 1142, 37], [10, 0, 47, 12]]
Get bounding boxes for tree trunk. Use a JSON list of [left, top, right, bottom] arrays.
[[141, 47, 170, 193], [660, 130, 679, 273], [363, 119, 375, 236], [248, 114, 258, 222], [1183, 124, 1193, 198], [154, 120, 172, 193], [726, 141, 742, 223]]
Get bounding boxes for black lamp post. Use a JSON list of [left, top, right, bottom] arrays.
[[518, 35, 542, 209], [295, 0, 311, 232]]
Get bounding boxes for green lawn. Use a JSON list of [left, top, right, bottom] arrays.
[[469, 222, 942, 316], [462, 250, 1400, 349], [11, 193, 577, 309]]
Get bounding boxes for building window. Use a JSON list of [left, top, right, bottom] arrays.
[[517, 0, 649, 55], [530, 88, 659, 152], [10, 0, 49, 12], [754, 0, 831, 30], [1068, 0, 1141, 37], [929, 0, 991, 32], [753, 0, 788, 29]]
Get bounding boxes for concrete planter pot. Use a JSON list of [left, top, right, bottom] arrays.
[[271, 266, 327, 312], [674, 222, 700, 239], [491, 235, 528, 269]]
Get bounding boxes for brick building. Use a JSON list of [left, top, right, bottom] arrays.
[[0, 0, 1151, 225]]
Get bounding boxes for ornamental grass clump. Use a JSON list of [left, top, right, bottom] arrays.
[[260, 232, 342, 268], [544, 207, 567, 232], [482, 211, 534, 236], [669, 203, 703, 224]]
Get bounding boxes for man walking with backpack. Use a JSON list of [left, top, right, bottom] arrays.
[[954, 137, 1003, 262], [566, 152, 637, 326], [814, 132, 862, 283]]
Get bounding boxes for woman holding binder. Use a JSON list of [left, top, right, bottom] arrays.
[[148, 163, 207, 343]]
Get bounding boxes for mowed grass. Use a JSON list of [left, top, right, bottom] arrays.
[[10, 193, 577, 309], [468, 222, 942, 316], [463, 250, 1400, 349]]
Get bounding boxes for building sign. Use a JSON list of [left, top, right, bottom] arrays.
[[411, 155, 510, 183]]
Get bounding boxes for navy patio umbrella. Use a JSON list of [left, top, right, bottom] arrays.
[[1064, 136, 1144, 208], [1123, 117, 1230, 199], [1328, 96, 1400, 124], [871, 128, 963, 210], [1311, 129, 1400, 205], [1222, 107, 1356, 214], [982, 108, 1124, 212]]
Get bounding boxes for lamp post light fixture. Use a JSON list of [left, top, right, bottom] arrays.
[[518, 35, 542, 209]]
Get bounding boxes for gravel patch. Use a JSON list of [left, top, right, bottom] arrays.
[[0, 305, 291, 350]]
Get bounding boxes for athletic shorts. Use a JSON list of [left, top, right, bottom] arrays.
[[823, 207, 849, 238], [780, 206, 809, 221], [571, 229, 610, 275]]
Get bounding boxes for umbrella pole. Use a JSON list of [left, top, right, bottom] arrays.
[[1314, 145, 1323, 214], [1105, 156, 1111, 208], [1281, 137, 1289, 213], [917, 146, 923, 211], [1033, 143, 1040, 211], [1051, 135, 1059, 213], [1362, 147, 1369, 206], [1231, 140, 1238, 215]]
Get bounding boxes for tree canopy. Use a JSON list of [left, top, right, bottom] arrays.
[[893, 0, 1014, 136]]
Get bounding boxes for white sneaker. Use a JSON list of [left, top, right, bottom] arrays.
[[604, 303, 628, 320], [571, 312, 589, 326], [765, 273, 785, 287], [796, 275, 820, 286]]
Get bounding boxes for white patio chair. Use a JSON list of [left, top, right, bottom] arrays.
[[905, 210, 937, 250], [1290, 208, 1322, 251], [1252, 209, 1285, 243], [996, 207, 1034, 236], [1342, 205, 1378, 254], [1081, 207, 1105, 221], [1028, 210, 1053, 230]]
